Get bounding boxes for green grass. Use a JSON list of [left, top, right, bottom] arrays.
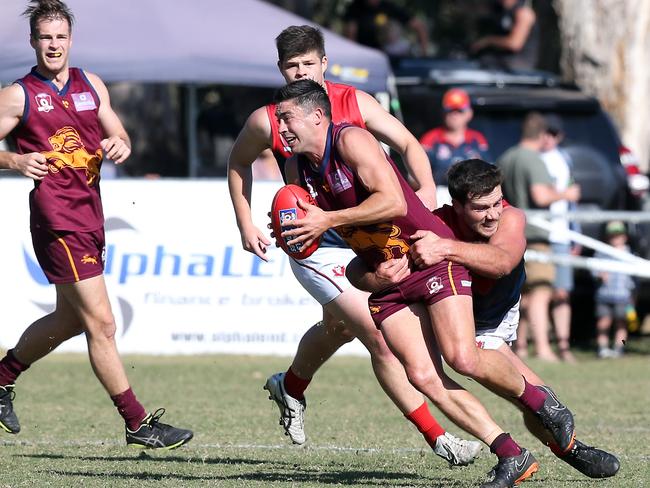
[[0, 337, 649, 487]]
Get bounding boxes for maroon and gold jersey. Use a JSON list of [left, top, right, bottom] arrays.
[[296, 123, 456, 270], [12, 67, 104, 232], [266, 80, 365, 180]]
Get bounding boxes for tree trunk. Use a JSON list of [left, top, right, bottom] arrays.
[[554, 0, 650, 171]]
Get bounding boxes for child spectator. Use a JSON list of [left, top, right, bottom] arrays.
[[593, 221, 636, 358]]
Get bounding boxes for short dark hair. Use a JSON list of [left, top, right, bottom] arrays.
[[447, 159, 503, 204], [23, 0, 74, 38], [521, 111, 547, 140], [273, 79, 332, 119], [276, 25, 326, 64]]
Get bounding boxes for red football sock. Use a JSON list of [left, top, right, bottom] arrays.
[[405, 402, 446, 449], [0, 349, 30, 386], [517, 378, 546, 412], [283, 367, 311, 400], [111, 388, 147, 431], [490, 432, 523, 459]]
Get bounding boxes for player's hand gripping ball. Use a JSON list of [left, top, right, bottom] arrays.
[[271, 184, 320, 260]]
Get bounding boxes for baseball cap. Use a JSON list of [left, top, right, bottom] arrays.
[[605, 220, 626, 236], [442, 88, 471, 112]]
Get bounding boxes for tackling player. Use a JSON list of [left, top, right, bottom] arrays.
[[351, 158, 620, 480]]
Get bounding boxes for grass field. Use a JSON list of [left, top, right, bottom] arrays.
[[0, 338, 649, 488]]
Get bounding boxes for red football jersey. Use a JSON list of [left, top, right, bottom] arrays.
[[12, 67, 104, 232], [266, 80, 365, 179]]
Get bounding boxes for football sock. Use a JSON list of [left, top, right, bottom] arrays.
[[283, 367, 311, 401], [517, 378, 546, 412], [490, 432, 523, 459], [111, 388, 147, 431], [405, 402, 446, 449], [0, 349, 30, 386]]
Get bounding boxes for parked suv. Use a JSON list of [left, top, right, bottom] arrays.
[[391, 59, 648, 342]]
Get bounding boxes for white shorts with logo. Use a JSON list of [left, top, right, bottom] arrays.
[[475, 300, 520, 350], [289, 246, 356, 305]]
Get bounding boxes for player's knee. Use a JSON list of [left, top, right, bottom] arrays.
[[405, 363, 438, 392], [323, 319, 356, 344], [444, 347, 480, 377], [85, 314, 117, 341]]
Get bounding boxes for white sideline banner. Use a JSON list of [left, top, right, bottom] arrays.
[[0, 178, 367, 356]]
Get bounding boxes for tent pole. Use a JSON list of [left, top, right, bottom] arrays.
[[186, 84, 199, 177]]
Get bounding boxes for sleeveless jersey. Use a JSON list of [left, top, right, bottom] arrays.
[[267, 80, 365, 248], [434, 204, 525, 330], [12, 67, 104, 232], [296, 123, 455, 270], [266, 80, 365, 179]]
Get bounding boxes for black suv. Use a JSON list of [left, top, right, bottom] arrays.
[[391, 59, 648, 342]]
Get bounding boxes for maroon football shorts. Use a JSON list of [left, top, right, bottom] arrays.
[[31, 227, 105, 284], [368, 260, 472, 327]]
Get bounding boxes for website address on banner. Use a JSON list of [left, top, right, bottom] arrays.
[[171, 332, 293, 343]]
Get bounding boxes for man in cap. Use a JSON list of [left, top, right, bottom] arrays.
[[419, 88, 491, 186]]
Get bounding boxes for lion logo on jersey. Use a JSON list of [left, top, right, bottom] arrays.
[[338, 223, 409, 261], [43, 126, 102, 185]]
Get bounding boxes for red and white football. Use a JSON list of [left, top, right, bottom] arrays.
[[271, 184, 320, 260]]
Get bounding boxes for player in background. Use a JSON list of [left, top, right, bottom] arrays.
[[227, 25, 484, 466], [0, 0, 192, 449], [274, 79, 581, 487], [350, 159, 620, 480]]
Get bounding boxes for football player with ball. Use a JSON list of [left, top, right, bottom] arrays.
[[228, 25, 484, 466]]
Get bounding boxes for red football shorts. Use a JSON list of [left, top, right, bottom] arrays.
[[31, 227, 105, 284]]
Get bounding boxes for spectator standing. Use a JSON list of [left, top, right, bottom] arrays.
[[540, 115, 579, 363], [593, 221, 636, 359], [419, 88, 491, 186], [470, 0, 539, 70], [342, 0, 430, 57], [498, 112, 580, 361]]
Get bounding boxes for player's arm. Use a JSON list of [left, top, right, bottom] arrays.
[[412, 206, 527, 279], [227, 107, 274, 260], [85, 72, 131, 164], [0, 84, 48, 180], [356, 90, 437, 209], [329, 127, 406, 226], [284, 127, 406, 248], [346, 254, 411, 293]]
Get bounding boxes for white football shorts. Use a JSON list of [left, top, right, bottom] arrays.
[[289, 246, 357, 305], [475, 299, 520, 350]]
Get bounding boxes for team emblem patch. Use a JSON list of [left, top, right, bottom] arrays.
[[332, 265, 346, 277], [35, 93, 54, 113], [426, 276, 444, 295], [81, 254, 99, 265], [71, 92, 96, 112], [328, 168, 352, 194]]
